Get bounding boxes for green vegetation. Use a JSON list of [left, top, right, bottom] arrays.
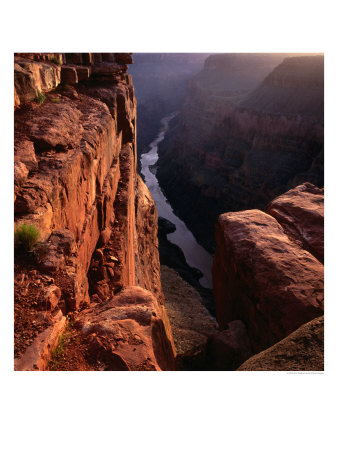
[[35, 89, 46, 105], [48, 319, 73, 370], [51, 97, 60, 103], [14, 224, 39, 251], [50, 55, 61, 65]]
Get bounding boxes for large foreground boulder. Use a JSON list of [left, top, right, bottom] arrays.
[[237, 316, 324, 371], [213, 208, 324, 353]]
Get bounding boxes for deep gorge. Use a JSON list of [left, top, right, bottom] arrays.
[[14, 52, 324, 371]]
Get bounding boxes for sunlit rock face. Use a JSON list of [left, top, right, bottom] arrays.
[[157, 54, 324, 252], [266, 182, 324, 263], [212, 184, 324, 355], [14, 53, 176, 370], [75, 286, 176, 371]]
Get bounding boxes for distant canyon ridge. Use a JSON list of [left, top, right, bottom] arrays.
[[154, 53, 323, 252]]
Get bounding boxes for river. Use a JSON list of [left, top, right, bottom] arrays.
[[140, 113, 213, 289]]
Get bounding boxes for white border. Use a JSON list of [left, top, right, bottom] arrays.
[[1, 1, 336, 449]]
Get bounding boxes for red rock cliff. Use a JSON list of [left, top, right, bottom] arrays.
[[212, 183, 324, 356], [14, 53, 175, 370]]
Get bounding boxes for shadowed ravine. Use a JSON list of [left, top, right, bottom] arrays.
[[140, 114, 213, 288]]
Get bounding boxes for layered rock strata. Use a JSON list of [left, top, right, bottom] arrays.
[[212, 183, 324, 360], [157, 55, 324, 252], [14, 53, 175, 370]]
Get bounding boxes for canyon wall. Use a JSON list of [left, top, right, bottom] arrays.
[[157, 54, 324, 252], [128, 53, 209, 158], [14, 53, 176, 370]]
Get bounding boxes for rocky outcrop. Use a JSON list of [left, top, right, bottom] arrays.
[[212, 186, 324, 354], [266, 182, 324, 262], [14, 55, 62, 108], [135, 178, 163, 302], [14, 53, 175, 371], [157, 54, 324, 252], [161, 266, 218, 369], [237, 316, 324, 371], [75, 286, 175, 371]]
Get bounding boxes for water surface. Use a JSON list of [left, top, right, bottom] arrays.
[[140, 114, 213, 288]]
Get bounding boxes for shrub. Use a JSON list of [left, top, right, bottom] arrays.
[[14, 224, 39, 251], [35, 89, 46, 105]]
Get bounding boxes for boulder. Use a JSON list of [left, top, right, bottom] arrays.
[[213, 209, 324, 352], [76, 286, 176, 371], [266, 182, 324, 262], [238, 316, 324, 371]]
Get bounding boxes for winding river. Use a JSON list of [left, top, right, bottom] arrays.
[[140, 114, 213, 289]]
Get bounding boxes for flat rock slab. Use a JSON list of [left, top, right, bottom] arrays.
[[213, 209, 324, 353], [267, 182, 324, 262], [238, 315, 324, 371], [14, 311, 67, 371]]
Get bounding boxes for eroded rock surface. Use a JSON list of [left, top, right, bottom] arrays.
[[266, 182, 324, 262], [14, 53, 174, 371], [237, 316, 324, 371], [213, 208, 324, 353], [76, 286, 176, 371]]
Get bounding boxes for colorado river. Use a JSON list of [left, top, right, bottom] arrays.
[[140, 114, 213, 289]]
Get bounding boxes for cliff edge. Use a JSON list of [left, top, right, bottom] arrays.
[[14, 53, 176, 371]]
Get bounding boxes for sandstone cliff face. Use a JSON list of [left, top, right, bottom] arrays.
[[157, 55, 324, 252], [14, 53, 175, 370], [212, 183, 324, 359]]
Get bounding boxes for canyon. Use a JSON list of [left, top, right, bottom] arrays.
[[157, 53, 324, 253], [14, 52, 324, 371], [128, 53, 208, 160]]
